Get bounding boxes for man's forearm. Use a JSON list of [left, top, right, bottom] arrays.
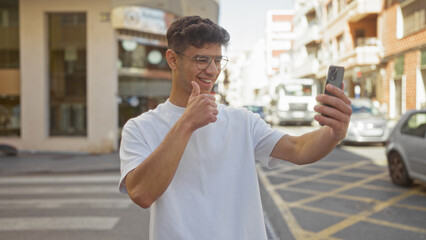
[[272, 126, 340, 165], [295, 126, 340, 164], [125, 118, 194, 208]]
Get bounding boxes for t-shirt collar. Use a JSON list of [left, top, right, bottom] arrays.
[[165, 99, 186, 114]]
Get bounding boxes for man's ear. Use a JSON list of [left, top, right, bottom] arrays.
[[166, 49, 178, 70]]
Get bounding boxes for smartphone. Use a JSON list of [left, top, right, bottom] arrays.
[[324, 65, 344, 96], [321, 65, 345, 123]]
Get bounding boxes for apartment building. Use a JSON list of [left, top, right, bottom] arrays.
[[379, 0, 426, 118], [317, 0, 383, 98], [265, 10, 295, 78], [292, 0, 322, 79], [0, 0, 219, 153], [292, 0, 383, 98], [292, 0, 425, 118]]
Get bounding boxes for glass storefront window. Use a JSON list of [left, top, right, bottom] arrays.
[[0, 0, 19, 68], [0, 0, 20, 136], [117, 39, 171, 129], [48, 13, 87, 136], [118, 40, 169, 71], [0, 95, 20, 136], [118, 77, 171, 128]]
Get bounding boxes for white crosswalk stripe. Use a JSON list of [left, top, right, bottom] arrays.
[[0, 173, 130, 232], [0, 185, 119, 195], [0, 217, 120, 231], [0, 175, 120, 184], [0, 198, 132, 209]]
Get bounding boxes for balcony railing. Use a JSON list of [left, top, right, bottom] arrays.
[[346, 0, 382, 22], [293, 55, 319, 78], [355, 37, 380, 47], [293, 24, 320, 49], [339, 37, 383, 66]]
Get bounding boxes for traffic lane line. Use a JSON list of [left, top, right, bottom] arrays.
[[258, 153, 426, 240]]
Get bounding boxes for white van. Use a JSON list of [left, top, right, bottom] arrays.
[[273, 78, 318, 126]]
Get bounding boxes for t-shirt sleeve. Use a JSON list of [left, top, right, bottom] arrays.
[[118, 119, 152, 194], [251, 114, 286, 169]]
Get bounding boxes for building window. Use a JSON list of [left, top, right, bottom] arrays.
[[327, 2, 334, 22], [395, 55, 404, 79], [337, 34, 345, 58], [329, 39, 336, 61], [338, 0, 348, 13], [400, 0, 426, 36], [117, 39, 171, 130], [0, 0, 20, 136], [421, 49, 426, 67], [48, 13, 87, 136], [118, 40, 169, 71], [118, 78, 171, 129], [420, 49, 426, 108], [394, 56, 404, 116], [386, 0, 398, 8]]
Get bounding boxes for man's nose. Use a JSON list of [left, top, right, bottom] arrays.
[[204, 60, 220, 74]]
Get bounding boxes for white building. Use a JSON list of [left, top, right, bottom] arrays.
[[265, 10, 295, 78], [0, 0, 220, 153], [292, 0, 322, 79]]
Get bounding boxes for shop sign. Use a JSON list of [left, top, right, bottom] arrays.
[[112, 6, 175, 35]]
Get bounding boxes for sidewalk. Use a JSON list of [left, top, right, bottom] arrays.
[[0, 151, 120, 176]]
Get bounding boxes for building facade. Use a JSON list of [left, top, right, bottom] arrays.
[[292, 0, 322, 79], [292, 0, 383, 97], [265, 10, 295, 78], [291, 0, 425, 117], [0, 0, 219, 153], [379, 0, 426, 118]]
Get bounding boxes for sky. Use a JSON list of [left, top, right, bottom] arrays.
[[219, 0, 294, 54]]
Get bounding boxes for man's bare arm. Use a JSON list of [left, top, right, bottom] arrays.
[[271, 84, 352, 165], [125, 82, 217, 208]]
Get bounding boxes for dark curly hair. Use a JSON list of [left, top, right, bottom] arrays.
[[166, 16, 230, 52]]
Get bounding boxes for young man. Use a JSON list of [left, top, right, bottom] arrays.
[[119, 16, 352, 240]]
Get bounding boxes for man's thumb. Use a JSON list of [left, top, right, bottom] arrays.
[[191, 81, 200, 96]]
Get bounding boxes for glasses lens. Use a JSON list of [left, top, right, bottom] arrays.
[[194, 56, 228, 70], [220, 58, 228, 70], [195, 57, 211, 70]]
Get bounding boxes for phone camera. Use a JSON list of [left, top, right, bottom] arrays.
[[330, 69, 337, 81]]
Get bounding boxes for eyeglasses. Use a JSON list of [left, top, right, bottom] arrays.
[[174, 51, 228, 71]]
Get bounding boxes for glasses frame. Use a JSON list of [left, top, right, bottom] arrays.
[[174, 50, 229, 71]]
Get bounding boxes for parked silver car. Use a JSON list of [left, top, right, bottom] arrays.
[[386, 109, 426, 186], [343, 98, 389, 144]]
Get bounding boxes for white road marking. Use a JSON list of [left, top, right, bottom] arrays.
[[0, 198, 132, 209], [0, 185, 118, 195], [0, 217, 120, 231], [340, 145, 388, 166], [0, 174, 120, 184]]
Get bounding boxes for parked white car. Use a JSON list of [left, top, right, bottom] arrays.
[[343, 98, 390, 144], [386, 109, 426, 186]]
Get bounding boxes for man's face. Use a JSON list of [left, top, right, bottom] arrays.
[[175, 43, 223, 96]]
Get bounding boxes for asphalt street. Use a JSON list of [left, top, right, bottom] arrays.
[[0, 153, 150, 239], [260, 125, 426, 240], [0, 125, 425, 240]]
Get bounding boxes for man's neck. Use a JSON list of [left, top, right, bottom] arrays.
[[169, 93, 189, 108]]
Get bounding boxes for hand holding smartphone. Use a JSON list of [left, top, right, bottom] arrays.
[[321, 65, 345, 123]]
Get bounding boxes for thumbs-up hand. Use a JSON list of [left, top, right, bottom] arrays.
[[190, 80, 201, 98], [183, 81, 218, 132]]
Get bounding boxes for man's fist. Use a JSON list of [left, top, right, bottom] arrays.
[[184, 81, 218, 131]]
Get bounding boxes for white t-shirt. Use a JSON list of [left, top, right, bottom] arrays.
[[119, 100, 285, 240]]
